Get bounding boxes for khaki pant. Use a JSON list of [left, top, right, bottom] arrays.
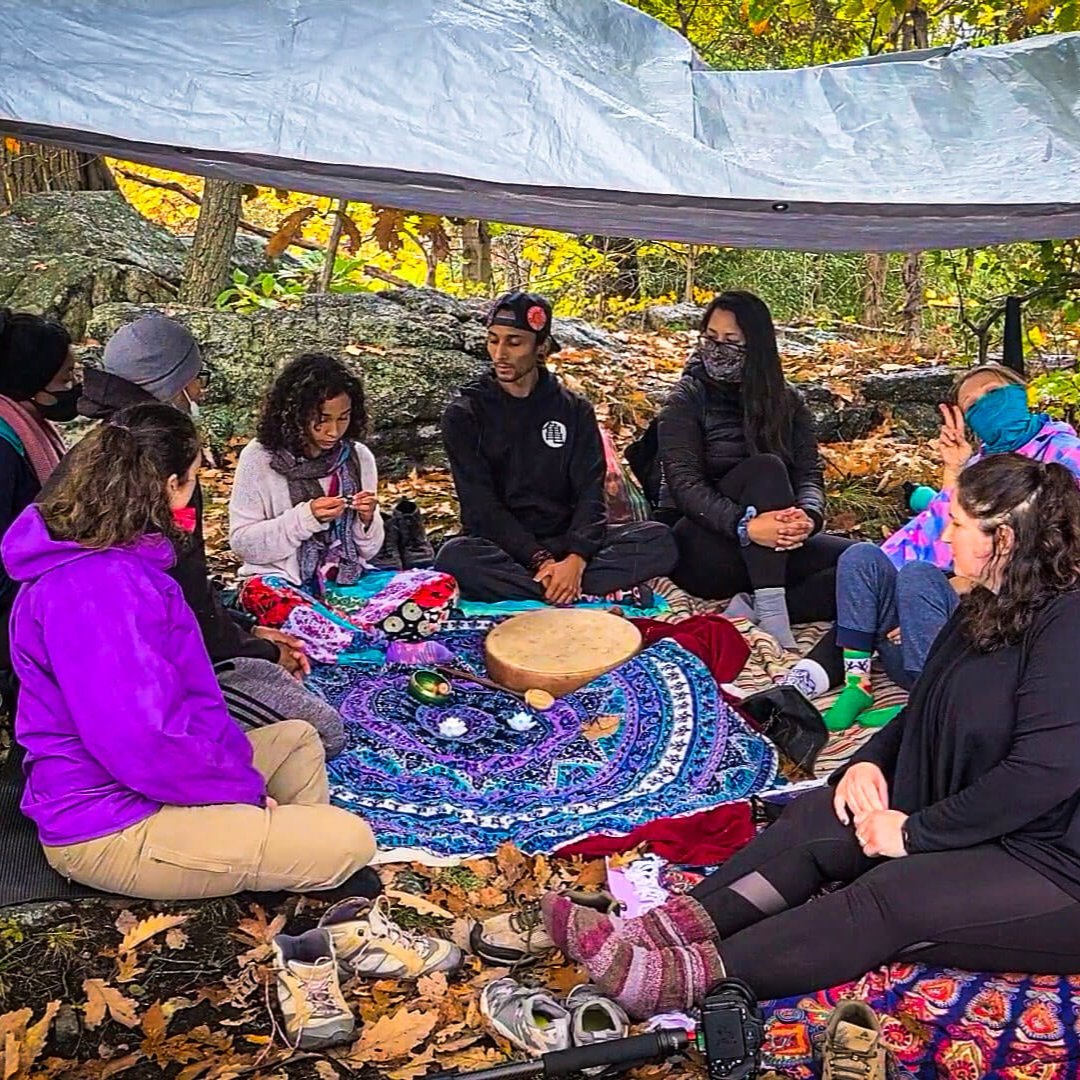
[[44, 720, 376, 900]]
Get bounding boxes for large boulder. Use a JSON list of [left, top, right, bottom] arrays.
[[861, 366, 956, 437], [0, 191, 279, 336], [87, 293, 489, 473]]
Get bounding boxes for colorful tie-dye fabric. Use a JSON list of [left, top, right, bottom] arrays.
[[881, 420, 1080, 571]]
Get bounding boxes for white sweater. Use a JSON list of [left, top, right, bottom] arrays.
[[229, 439, 385, 585]]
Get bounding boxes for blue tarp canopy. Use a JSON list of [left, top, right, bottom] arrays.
[[2, 0, 1080, 251]]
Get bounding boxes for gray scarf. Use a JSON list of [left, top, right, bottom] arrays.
[[269, 443, 364, 590]]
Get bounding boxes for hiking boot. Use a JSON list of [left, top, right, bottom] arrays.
[[394, 499, 436, 570], [471, 892, 621, 966], [271, 928, 355, 1049], [319, 895, 463, 979], [566, 984, 629, 1047], [480, 976, 571, 1057], [370, 514, 404, 571], [822, 1000, 887, 1080]]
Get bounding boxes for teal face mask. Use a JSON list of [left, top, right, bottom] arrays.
[[963, 382, 1041, 454]]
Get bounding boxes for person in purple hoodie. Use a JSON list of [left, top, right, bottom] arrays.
[[782, 363, 1080, 731], [4, 402, 376, 899]]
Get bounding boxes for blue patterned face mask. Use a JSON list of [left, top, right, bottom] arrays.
[[695, 337, 745, 383], [964, 383, 1041, 454]]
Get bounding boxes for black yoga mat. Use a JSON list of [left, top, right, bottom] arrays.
[[0, 745, 102, 907]]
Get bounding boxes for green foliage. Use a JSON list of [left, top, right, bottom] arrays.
[[1032, 370, 1080, 426], [215, 251, 374, 312]]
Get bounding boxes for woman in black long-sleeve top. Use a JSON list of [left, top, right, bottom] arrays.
[[544, 453, 1080, 1011], [657, 290, 852, 647]]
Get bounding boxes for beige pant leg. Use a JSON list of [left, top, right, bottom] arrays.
[[247, 719, 329, 805]]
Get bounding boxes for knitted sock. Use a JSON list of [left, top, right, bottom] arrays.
[[753, 587, 797, 650], [722, 592, 758, 623], [541, 893, 716, 962], [858, 704, 903, 729], [584, 937, 726, 1020], [780, 658, 831, 701], [822, 650, 873, 732]]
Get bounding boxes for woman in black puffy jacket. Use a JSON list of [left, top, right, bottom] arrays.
[[657, 291, 853, 648]]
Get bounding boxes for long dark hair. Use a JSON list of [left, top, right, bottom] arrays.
[[0, 308, 72, 401], [700, 291, 792, 458], [40, 403, 199, 550], [957, 453, 1080, 651], [256, 353, 369, 457]]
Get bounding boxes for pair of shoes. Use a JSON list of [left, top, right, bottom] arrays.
[[272, 895, 464, 1047], [370, 499, 435, 571], [821, 1000, 887, 1080], [471, 892, 620, 967], [480, 977, 628, 1057]]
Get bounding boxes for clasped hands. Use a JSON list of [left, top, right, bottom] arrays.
[[746, 506, 814, 551], [310, 491, 378, 526], [832, 762, 908, 859], [534, 553, 586, 605]]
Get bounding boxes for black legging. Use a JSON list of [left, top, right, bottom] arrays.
[[671, 454, 853, 621], [690, 786, 1080, 1000]]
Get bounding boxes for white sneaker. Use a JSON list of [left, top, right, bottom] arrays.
[[271, 928, 355, 1049], [566, 984, 630, 1047], [480, 976, 572, 1057], [319, 895, 463, 979]]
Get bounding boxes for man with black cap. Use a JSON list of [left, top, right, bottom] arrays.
[[436, 292, 676, 604], [40, 314, 345, 755]]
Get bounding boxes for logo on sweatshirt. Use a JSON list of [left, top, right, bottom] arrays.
[[541, 420, 567, 448]]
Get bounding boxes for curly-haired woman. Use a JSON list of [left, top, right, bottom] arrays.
[[542, 453, 1080, 1013], [5, 402, 375, 898], [230, 353, 383, 591]]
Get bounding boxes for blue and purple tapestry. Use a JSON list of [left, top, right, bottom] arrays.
[[762, 964, 1080, 1078], [308, 619, 777, 858]]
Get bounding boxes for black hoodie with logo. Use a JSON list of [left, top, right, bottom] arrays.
[[442, 367, 606, 567], [38, 369, 278, 665]]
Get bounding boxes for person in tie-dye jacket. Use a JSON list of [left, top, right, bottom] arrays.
[[783, 363, 1080, 730]]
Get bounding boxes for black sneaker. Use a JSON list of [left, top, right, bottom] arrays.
[[394, 499, 436, 570], [370, 512, 404, 571]]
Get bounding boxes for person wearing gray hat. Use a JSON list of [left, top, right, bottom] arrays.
[[37, 314, 345, 756]]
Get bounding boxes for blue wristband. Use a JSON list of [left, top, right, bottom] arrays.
[[737, 505, 758, 547]]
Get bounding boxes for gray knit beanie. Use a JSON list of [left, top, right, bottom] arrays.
[[102, 315, 202, 403]]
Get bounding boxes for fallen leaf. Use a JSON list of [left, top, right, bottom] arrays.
[[83, 979, 140, 1030], [385, 890, 454, 920], [347, 1007, 439, 1064], [140, 1002, 169, 1042], [165, 928, 189, 950], [100, 1052, 146, 1079], [114, 910, 138, 936], [3, 1031, 15, 1080], [115, 949, 144, 984], [582, 714, 621, 741], [473, 886, 507, 911], [416, 972, 448, 1001], [120, 913, 189, 954], [386, 1046, 436, 1080], [570, 859, 608, 890], [314, 1062, 339, 1080], [494, 843, 529, 887]]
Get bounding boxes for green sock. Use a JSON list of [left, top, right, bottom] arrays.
[[858, 704, 903, 729], [823, 650, 873, 732]]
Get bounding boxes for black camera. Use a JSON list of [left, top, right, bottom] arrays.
[[697, 978, 765, 1080]]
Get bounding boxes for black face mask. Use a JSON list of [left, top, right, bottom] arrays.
[[35, 384, 82, 423]]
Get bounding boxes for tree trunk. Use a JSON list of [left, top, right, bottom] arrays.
[[901, 251, 923, 344], [0, 136, 116, 208], [683, 244, 697, 303], [318, 198, 348, 293], [862, 253, 888, 327], [589, 236, 640, 299], [462, 220, 493, 286], [178, 178, 243, 305]]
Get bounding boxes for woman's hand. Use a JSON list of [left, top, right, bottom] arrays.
[[253, 627, 311, 678], [834, 762, 889, 825], [534, 554, 586, 605], [855, 809, 908, 858], [351, 491, 378, 525], [310, 496, 347, 524], [937, 404, 973, 487], [747, 509, 809, 550]]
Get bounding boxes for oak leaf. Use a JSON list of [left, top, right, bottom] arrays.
[[119, 913, 189, 953], [385, 890, 454, 920], [266, 207, 316, 258], [83, 979, 139, 1030], [347, 1007, 438, 1064]]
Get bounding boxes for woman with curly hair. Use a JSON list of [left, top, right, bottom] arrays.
[[5, 402, 375, 898], [230, 353, 383, 592], [542, 453, 1080, 1013]]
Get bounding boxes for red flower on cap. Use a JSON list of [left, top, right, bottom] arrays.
[[527, 305, 548, 331]]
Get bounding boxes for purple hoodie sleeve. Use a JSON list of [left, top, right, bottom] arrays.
[[41, 569, 267, 808]]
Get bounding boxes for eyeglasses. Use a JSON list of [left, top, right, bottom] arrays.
[[197, 369, 212, 389]]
